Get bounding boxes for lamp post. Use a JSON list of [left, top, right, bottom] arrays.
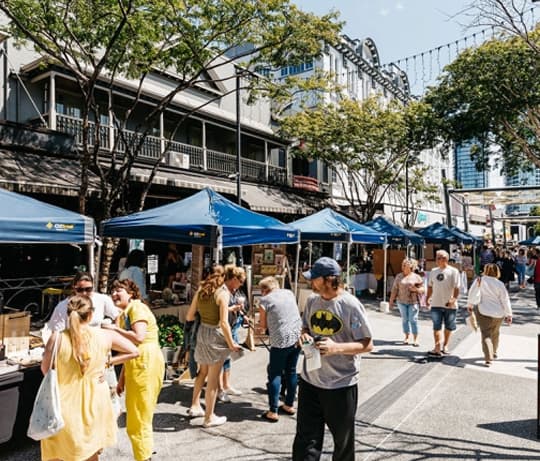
[[404, 157, 410, 229], [236, 68, 242, 206]]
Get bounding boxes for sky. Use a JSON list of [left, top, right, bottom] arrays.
[[293, 0, 476, 94]]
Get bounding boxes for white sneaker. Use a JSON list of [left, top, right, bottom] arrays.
[[224, 387, 242, 396], [217, 391, 231, 403], [203, 415, 227, 428]]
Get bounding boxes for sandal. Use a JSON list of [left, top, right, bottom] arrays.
[[427, 350, 443, 357], [262, 411, 279, 422], [279, 404, 296, 415]]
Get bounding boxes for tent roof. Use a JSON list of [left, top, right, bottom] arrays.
[[0, 187, 95, 244], [416, 222, 463, 244], [289, 208, 386, 244], [519, 235, 540, 246], [364, 216, 424, 245], [448, 226, 482, 244], [101, 188, 299, 247]]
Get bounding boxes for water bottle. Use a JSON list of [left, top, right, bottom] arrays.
[[302, 337, 321, 372]]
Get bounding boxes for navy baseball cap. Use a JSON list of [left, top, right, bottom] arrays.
[[303, 257, 342, 280]]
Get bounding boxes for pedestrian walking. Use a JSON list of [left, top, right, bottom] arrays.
[[258, 276, 302, 422], [515, 248, 527, 288], [426, 250, 461, 357], [467, 263, 512, 366], [388, 258, 424, 346], [292, 257, 373, 461]]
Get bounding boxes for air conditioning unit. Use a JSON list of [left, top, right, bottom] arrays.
[[169, 151, 190, 169], [320, 183, 331, 194]]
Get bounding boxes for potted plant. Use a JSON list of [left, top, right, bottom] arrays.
[[157, 315, 184, 364]]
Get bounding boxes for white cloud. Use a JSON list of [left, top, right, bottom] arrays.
[[379, 8, 390, 16], [395, 2, 404, 10]]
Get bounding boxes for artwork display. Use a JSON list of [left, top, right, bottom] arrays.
[[263, 249, 274, 264]]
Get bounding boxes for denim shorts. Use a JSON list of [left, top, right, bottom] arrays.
[[431, 307, 457, 331]]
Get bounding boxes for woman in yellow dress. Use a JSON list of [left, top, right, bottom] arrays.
[[40, 295, 139, 461], [106, 279, 165, 461]]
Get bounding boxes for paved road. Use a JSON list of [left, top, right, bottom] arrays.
[[2, 285, 539, 460]]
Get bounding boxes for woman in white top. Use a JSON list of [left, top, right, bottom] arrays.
[[467, 263, 512, 367]]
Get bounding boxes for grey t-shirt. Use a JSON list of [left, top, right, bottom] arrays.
[[301, 290, 373, 390], [428, 265, 461, 308], [259, 289, 301, 349]]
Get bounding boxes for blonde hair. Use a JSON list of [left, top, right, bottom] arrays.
[[436, 250, 450, 260], [67, 295, 94, 375], [224, 264, 246, 283], [483, 263, 500, 278], [259, 276, 279, 291]]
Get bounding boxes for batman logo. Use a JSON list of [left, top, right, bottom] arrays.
[[310, 310, 343, 336]]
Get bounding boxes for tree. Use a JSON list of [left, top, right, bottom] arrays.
[[0, 0, 341, 286], [424, 27, 540, 176], [279, 97, 440, 222]]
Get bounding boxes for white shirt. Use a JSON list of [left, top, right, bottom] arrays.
[[467, 276, 512, 318], [47, 292, 120, 332]]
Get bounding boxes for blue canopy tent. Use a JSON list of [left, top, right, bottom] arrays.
[[519, 235, 540, 246], [289, 208, 387, 298], [449, 226, 482, 245], [101, 188, 300, 248], [0, 187, 96, 276], [416, 222, 464, 244], [364, 216, 424, 247]]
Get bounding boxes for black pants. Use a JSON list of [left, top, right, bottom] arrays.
[[535, 282, 540, 308], [292, 378, 358, 461]]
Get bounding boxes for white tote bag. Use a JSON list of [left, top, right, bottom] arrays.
[[27, 333, 64, 441]]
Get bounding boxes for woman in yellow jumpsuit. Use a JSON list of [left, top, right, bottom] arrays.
[[106, 278, 165, 461]]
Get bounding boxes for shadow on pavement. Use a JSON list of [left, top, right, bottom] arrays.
[[477, 418, 538, 441]]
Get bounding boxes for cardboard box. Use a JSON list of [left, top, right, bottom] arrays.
[[1, 311, 31, 353]]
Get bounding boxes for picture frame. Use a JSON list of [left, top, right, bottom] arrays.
[[274, 254, 284, 266], [253, 274, 263, 286], [263, 248, 274, 264], [253, 253, 263, 265]]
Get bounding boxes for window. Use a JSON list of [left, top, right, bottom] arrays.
[[279, 60, 314, 77]]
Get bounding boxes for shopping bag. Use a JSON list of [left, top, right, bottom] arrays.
[[27, 334, 64, 440], [466, 311, 478, 332], [525, 264, 535, 277]]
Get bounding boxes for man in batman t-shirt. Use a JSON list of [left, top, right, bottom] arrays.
[[292, 257, 373, 461]]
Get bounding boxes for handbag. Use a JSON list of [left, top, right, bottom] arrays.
[[525, 264, 535, 277], [468, 277, 482, 306], [27, 333, 64, 441]]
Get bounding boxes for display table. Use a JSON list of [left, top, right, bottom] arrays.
[[352, 273, 378, 292], [151, 304, 190, 323]]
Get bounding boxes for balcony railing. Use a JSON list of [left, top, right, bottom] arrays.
[[55, 114, 287, 185], [292, 175, 319, 192]]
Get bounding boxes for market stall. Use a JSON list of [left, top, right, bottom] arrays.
[[101, 187, 301, 350], [289, 208, 387, 307], [0, 187, 96, 444]]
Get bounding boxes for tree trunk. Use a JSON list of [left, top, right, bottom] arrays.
[[98, 236, 120, 293]]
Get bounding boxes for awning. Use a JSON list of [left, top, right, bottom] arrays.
[[241, 184, 316, 215], [131, 166, 315, 215], [0, 150, 99, 196]]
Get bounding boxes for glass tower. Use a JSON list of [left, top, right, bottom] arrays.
[[454, 141, 488, 189]]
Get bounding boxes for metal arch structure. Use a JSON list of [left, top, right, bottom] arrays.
[[448, 185, 540, 244]]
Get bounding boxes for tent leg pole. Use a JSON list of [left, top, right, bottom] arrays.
[[88, 243, 96, 286], [295, 243, 301, 299], [383, 238, 388, 303], [346, 242, 351, 290]]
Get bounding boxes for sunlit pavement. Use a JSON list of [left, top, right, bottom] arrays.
[[2, 284, 538, 460]]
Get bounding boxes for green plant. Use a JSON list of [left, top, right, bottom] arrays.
[[157, 315, 184, 348]]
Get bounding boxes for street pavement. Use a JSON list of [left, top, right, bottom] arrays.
[[2, 284, 539, 460]]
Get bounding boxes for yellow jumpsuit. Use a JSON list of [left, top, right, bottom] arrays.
[[120, 300, 165, 461]]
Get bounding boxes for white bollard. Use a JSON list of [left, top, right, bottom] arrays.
[[379, 301, 389, 313]]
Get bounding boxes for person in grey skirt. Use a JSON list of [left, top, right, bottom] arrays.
[[186, 265, 243, 427], [258, 276, 302, 422]]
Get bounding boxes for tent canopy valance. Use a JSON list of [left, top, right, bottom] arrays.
[[448, 226, 482, 245], [364, 216, 424, 246], [0, 187, 95, 244], [100, 187, 300, 248], [289, 208, 386, 244]]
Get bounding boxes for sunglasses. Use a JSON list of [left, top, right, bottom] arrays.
[[75, 286, 93, 294]]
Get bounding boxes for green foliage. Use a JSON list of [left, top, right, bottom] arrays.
[[280, 96, 439, 221], [157, 314, 184, 348], [0, 0, 342, 219], [424, 28, 540, 176]]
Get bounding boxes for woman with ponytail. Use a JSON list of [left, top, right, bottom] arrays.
[[40, 295, 139, 461], [105, 279, 164, 461]]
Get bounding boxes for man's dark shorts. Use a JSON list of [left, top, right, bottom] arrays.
[[431, 307, 457, 331]]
